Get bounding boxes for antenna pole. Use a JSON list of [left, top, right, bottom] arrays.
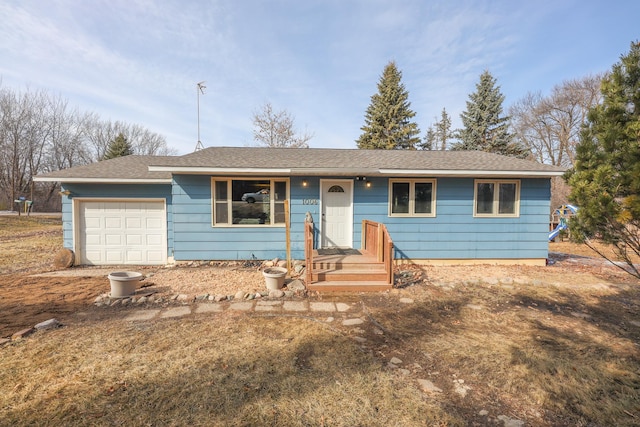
[[195, 81, 206, 151]]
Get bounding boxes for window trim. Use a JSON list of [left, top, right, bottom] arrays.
[[210, 177, 290, 227], [473, 179, 520, 217], [388, 179, 437, 217]]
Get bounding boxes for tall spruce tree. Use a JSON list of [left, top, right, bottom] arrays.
[[567, 41, 640, 278], [420, 108, 453, 150], [103, 133, 133, 160], [356, 61, 421, 149], [453, 70, 528, 157]]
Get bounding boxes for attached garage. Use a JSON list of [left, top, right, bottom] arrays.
[[75, 199, 167, 265]]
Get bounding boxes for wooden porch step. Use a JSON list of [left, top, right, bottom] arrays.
[[312, 270, 388, 282], [307, 281, 392, 292], [311, 261, 385, 271]]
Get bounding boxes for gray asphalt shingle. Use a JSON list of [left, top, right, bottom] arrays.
[[35, 147, 565, 181]]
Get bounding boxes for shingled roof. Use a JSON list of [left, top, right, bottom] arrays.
[[34, 155, 174, 182], [149, 147, 565, 177], [35, 147, 565, 182]]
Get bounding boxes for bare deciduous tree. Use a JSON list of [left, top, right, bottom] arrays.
[[82, 118, 176, 161], [509, 74, 603, 211], [0, 84, 176, 211], [252, 102, 313, 148], [510, 74, 603, 168]]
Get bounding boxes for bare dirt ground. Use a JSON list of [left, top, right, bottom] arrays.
[[1, 217, 637, 338]]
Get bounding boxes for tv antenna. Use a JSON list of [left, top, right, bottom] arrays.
[[195, 81, 206, 151]]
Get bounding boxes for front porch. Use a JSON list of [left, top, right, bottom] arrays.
[[304, 220, 394, 292]]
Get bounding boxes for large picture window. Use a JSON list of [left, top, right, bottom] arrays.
[[389, 179, 436, 217], [212, 178, 288, 226], [474, 179, 520, 217]]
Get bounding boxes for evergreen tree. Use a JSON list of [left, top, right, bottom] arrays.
[[420, 108, 453, 150], [356, 61, 421, 149], [420, 126, 437, 150], [102, 133, 133, 160], [567, 41, 640, 278], [452, 70, 528, 157]]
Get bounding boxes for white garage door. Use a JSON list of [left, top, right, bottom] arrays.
[[77, 200, 167, 265]]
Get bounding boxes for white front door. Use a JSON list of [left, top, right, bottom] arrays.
[[321, 180, 353, 248]]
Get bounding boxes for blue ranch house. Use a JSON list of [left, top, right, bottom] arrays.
[[35, 147, 564, 291]]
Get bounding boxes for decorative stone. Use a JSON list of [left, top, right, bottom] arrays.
[[12, 328, 35, 340], [390, 357, 403, 365], [294, 264, 305, 274], [417, 379, 442, 394], [53, 248, 74, 268], [399, 298, 414, 304], [234, 290, 245, 300], [214, 295, 226, 302], [335, 303, 351, 312], [287, 279, 306, 291], [0, 338, 11, 346], [34, 319, 62, 330], [110, 299, 122, 307], [137, 296, 148, 304], [176, 294, 190, 302], [479, 410, 489, 417], [283, 290, 294, 297], [342, 318, 364, 326], [497, 415, 524, 427], [269, 289, 285, 298]]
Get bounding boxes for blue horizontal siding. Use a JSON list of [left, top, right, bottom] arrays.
[[171, 175, 290, 260], [350, 177, 551, 260], [62, 174, 552, 263]]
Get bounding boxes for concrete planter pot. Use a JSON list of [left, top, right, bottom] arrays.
[[262, 267, 287, 290], [108, 271, 143, 298]]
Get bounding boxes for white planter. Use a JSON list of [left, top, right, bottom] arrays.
[[108, 271, 143, 298], [262, 267, 287, 290]]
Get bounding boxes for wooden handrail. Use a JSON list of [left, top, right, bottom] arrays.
[[304, 221, 314, 284], [361, 220, 394, 285]]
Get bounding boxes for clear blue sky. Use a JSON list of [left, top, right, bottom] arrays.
[[1, 0, 638, 155]]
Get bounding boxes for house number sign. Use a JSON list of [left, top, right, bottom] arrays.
[[302, 199, 318, 205]]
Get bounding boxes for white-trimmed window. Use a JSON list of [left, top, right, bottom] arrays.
[[389, 179, 436, 217], [212, 178, 288, 226], [474, 179, 520, 217]]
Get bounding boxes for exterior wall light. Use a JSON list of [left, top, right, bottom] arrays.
[[302, 180, 308, 187], [366, 181, 372, 188]]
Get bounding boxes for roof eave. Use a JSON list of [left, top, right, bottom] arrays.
[[148, 166, 564, 178], [148, 166, 292, 175], [33, 177, 173, 184], [378, 169, 566, 178]]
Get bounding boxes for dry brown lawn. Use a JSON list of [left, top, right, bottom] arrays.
[[0, 215, 639, 426]]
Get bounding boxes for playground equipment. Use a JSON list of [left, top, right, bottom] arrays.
[[549, 204, 578, 241]]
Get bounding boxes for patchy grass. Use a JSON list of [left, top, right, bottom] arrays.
[[0, 315, 454, 426], [361, 277, 640, 425], [1, 216, 639, 425], [0, 215, 62, 274]]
